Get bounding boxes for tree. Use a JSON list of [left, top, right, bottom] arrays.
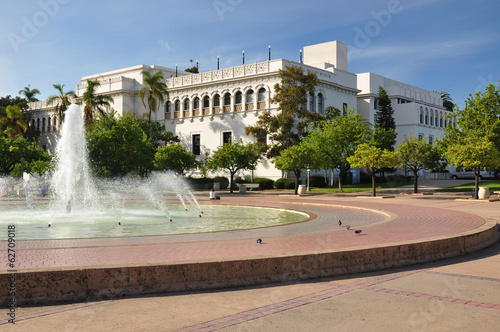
[[18, 85, 40, 102], [440, 82, 500, 198], [139, 70, 169, 124], [82, 79, 114, 127], [397, 135, 441, 194], [47, 84, 76, 122], [348, 143, 397, 197], [0, 105, 27, 138], [245, 65, 322, 159], [154, 144, 197, 175], [437, 91, 455, 112], [304, 109, 372, 192], [0, 131, 49, 175], [208, 140, 261, 194], [274, 143, 313, 195], [87, 114, 154, 177], [137, 118, 179, 149], [374, 86, 397, 156]]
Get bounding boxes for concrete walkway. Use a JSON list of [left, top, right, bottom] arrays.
[[1, 179, 499, 331]]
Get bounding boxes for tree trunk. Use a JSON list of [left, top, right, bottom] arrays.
[[338, 171, 343, 193], [474, 173, 479, 199], [294, 171, 300, 195], [413, 169, 418, 194], [230, 172, 234, 194], [372, 173, 376, 197]]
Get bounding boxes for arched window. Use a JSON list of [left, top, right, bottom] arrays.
[[309, 92, 315, 112], [203, 96, 209, 108], [165, 101, 171, 113], [419, 108, 423, 124], [430, 110, 434, 126], [425, 108, 429, 125], [31, 119, 35, 127], [213, 94, 220, 107], [42, 117, 46, 128], [37, 118, 40, 129], [184, 99, 190, 111], [317, 93, 324, 113], [175, 100, 181, 112], [223, 93, 231, 106], [258, 88, 266, 102], [235, 91, 242, 104], [246, 90, 254, 103], [257, 88, 266, 109], [48, 117, 51, 131], [194, 97, 200, 109]]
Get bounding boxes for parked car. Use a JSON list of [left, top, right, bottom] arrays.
[[449, 169, 495, 180]]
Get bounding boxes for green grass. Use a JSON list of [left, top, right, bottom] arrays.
[[436, 180, 500, 193], [310, 181, 410, 194]]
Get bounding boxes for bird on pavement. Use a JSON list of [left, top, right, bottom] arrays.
[[338, 220, 342, 226], [346, 225, 350, 230], [354, 229, 362, 235], [257, 238, 262, 244]]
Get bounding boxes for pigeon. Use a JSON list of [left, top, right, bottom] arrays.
[[338, 220, 342, 226], [256, 238, 262, 244], [346, 225, 350, 230], [354, 229, 362, 235]]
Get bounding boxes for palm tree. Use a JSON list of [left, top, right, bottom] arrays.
[[82, 79, 114, 127], [47, 84, 76, 122], [139, 70, 169, 123], [438, 91, 454, 112], [0, 105, 28, 138], [19, 84, 41, 102]]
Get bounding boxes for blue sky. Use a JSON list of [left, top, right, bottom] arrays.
[[1, 0, 499, 108]]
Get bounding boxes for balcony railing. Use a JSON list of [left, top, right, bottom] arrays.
[[235, 104, 242, 112], [213, 107, 220, 114], [246, 103, 254, 111], [257, 102, 266, 109], [223, 106, 231, 113]]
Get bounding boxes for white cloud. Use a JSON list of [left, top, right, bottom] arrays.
[[158, 40, 171, 52]]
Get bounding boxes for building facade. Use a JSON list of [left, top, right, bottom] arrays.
[[29, 40, 452, 179]]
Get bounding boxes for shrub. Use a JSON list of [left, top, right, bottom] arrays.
[[309, 175, 327, 188], [274, 178, 295, 189], [186, 177, 214, 190], [213, 176, 229, 189], [253, 177, 275, 190]]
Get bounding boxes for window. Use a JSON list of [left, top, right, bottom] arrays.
[[428, 135, 433, 145], [258, 88, 266, 102], [258, 133, 267, 144], [184, 99, 190, 111], [194, 98, 199, 109], [192, 134, 201, 155], [223, 132, 232, 144], [235, 91, 242, 104], [374, 98, 379, 110], [223, 93, 231, 106], [308, 93, 315, 112], [203, 96, 210, 108], [37, 118, 40, 129], [246, 90, 254, 103], [317, 93, 324, 113], [213, 94, 220, 107], [165, 101, 171, 113], [418, 133, 424, 140], [175, 100, 180, 112], [342, 103, 348, 115]]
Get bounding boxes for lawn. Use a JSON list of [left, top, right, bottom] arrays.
[[310, 181, 410, 194], [436, 180, 500, 193]]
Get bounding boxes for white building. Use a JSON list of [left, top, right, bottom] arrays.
[[29, 40, 452, 180], [357, 72, 456, 146]]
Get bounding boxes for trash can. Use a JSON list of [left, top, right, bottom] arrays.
[[239, 184, 247, 194], [298, 185, 306, 195], [478, 187, 490, 199]]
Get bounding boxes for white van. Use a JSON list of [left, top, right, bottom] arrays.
[[449, 169, 495, 180]]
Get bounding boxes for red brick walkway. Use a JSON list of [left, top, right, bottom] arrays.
[[2, 194, 487, 271]]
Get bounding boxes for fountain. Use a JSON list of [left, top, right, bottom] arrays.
[[0, 105, 307, 240]]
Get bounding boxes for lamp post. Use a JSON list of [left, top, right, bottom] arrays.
[[196, 60, 199, 71], [300, 49, 303, 64], [268, 45, 271, 61], [217, 56, 220, 70], [242, 50, 245, 65], [175, 64, 178, 77]]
